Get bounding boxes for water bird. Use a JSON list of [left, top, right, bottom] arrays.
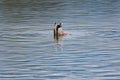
[[54, 23, 68, 36]]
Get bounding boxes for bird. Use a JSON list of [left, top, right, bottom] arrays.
[[54, 23, 68, 36]]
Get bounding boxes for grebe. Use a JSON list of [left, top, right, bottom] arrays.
[[54, 23, 68, 36]]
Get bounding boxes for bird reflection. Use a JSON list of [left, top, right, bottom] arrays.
[[54, 34, 63, 43], [54, 35, 64, 52]]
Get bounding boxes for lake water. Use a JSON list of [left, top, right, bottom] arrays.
[[0, 0, 120, 80]]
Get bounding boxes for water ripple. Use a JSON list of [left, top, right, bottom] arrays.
[[0, 0, 120, 80]]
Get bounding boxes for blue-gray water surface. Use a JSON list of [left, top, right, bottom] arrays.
[[0, 0, 120, 80]]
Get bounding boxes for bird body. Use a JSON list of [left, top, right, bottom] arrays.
[[54, 23, 67, 36]]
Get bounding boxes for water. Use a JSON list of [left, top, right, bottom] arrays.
[[0, 0, 120, 80]]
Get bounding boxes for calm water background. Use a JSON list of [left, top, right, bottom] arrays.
[[0, 0, 120, 80]]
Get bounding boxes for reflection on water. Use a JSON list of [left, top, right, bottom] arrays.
[[54, 35, 63, 44], [0, 0, 120, 80], [54, 35, 64, 52]]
